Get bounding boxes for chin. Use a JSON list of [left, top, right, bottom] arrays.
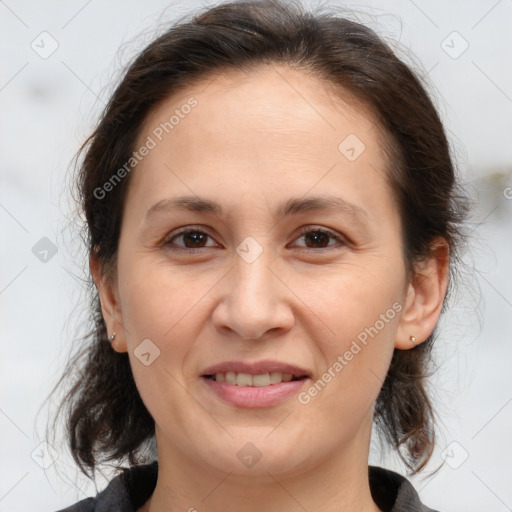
[[198, 433, 319, 481]]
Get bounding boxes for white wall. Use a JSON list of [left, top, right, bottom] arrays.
[[1, 1, 511, 511]]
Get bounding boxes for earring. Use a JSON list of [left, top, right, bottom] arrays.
[[109, 332, 116, 343], [409, 335, 416, 344]]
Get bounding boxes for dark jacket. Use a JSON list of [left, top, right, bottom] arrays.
[[56, 461, 439, 512]]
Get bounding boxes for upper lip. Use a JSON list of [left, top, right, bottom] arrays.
[[201, 360, 310, 378]]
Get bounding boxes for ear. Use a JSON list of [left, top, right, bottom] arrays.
[[395, 237, 450, 349], [89, 250, 128, 353]]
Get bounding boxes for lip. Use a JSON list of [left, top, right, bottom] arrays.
[[201, 359, 310, 378], [200, 359, 311, 409], [201, 376, 309, 408]]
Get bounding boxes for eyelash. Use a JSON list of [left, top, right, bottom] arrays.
[[163, 226, 346, 253]]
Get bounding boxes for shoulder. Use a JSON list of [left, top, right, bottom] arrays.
[[54, 461, 158, 512], [56, 462, 437, 512], [55, 497, 96, 512], [369, 466, 440, 512]]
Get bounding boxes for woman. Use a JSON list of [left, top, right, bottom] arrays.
[[50, 0, 468, 510]]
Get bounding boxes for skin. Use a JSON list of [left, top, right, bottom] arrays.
[[91, 64, 449, 512]]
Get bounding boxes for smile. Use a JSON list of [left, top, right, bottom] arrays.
[[203, 371, 307, 387]]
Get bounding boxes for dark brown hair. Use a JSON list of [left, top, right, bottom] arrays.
[[48, 0, 468, 479]]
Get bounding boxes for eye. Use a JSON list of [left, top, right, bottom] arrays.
[[290, 226, 346, 251], [163, 226, 346, 253], [164, 228, 218, 252]]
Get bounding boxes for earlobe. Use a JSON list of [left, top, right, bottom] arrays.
[[395, 238, 450, 350], [89, 250, 128, 353]]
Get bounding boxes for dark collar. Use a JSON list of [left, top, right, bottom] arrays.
[[58, 461, 438, 512]]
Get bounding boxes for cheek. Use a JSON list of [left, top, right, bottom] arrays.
[[115, 253, 213, 427], [117, 250, 209, 337], [301, 256, 404, 410], [308, 254, 405, 343], [116, 251, 226, 393]]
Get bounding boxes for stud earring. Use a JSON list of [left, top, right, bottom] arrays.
[[409, 335, 416, 344], [109, 332, 116, 343]]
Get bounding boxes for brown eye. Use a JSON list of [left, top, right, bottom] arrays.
[[292, 227, 345, 250], [163, 226, 346, 253], [165, 229, 217, 251]]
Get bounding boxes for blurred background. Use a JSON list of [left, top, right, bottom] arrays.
[[1, 1, 511, 510]]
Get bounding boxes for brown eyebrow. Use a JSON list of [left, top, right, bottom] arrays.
[[144, 194, 369, 223]]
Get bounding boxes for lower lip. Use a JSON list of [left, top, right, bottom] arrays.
[[201, 376, 308, 408]]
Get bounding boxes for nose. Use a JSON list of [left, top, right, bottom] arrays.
[[211, 248, 295, 341]]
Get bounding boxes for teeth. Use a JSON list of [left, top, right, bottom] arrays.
[[236, 373, 252, 386], [225, 372, 237, 385], [212, 371, 298, 386], [269, 372, 282, 384], [252, 373, 270, 387]]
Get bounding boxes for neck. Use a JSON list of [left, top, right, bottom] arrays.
[[142, 421, 381, 512]]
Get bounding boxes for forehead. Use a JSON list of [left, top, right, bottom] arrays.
[[128, 64, 393, 218], [137, 64, 382, 155]]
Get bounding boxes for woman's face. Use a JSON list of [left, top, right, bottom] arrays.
[[108, 65, 413, 478]]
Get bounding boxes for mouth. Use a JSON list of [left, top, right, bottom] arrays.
[[200, 360, 311, 388], [202, 372, 309, 387], [200, 366, 310, 408]]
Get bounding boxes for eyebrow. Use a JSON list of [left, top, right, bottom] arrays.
[[144, 194, 369, 223]]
